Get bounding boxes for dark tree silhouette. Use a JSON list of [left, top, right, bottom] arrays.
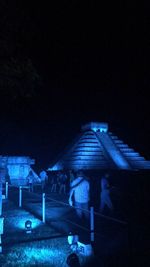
[[0, 0, 42, 104]]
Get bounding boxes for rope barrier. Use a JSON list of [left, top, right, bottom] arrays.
[[64, 218, 89, 232], [94, 210, 127, 225], [45, 194, 127, 225], [7, 186, 129, 246], [8, 186, 127, 225]]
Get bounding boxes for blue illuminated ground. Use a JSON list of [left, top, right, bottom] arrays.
[[0, 200, 90, 267], [2, 183, 150, 267]]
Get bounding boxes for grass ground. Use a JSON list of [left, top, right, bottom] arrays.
[[0, 200, 91, 267]]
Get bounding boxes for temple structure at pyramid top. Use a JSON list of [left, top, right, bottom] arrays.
[[48, 122, 150, 171]]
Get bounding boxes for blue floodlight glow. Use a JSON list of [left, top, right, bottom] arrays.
[[11, 216, 42, 231]]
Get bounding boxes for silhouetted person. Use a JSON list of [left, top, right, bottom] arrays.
[[26, 170, 34, 192], [59, 172, 67, 194], [69, 170, 90, 221], [39, 170, 48, 191], [69, 170, 75, 185], [100, 173, 113, 213], [51, 173, 58, 193]]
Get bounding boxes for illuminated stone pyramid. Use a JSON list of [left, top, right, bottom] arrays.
[[48, 122, 150, 171]]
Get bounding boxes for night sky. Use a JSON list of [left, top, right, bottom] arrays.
[[0, 2, 149, 170]]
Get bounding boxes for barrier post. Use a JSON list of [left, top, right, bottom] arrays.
[[19, 186, 22, 207], [0, 235, 2, 253], [5, 182, 8, 199], [42, 193, 45, 223], [0, 217, 4, 253], [90, 206, 94, 242]]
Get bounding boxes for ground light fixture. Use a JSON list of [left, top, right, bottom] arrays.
[[25, 220, 32, 234], [67, 233, 79, 252]]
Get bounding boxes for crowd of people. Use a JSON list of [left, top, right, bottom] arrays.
[[26, 168, 114, 218], [26, 168, 71, 194], [1, 165, 114, 219]]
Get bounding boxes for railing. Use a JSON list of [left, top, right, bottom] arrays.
[[7, 183, 128, 244], [4, 183, 149, 265]]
